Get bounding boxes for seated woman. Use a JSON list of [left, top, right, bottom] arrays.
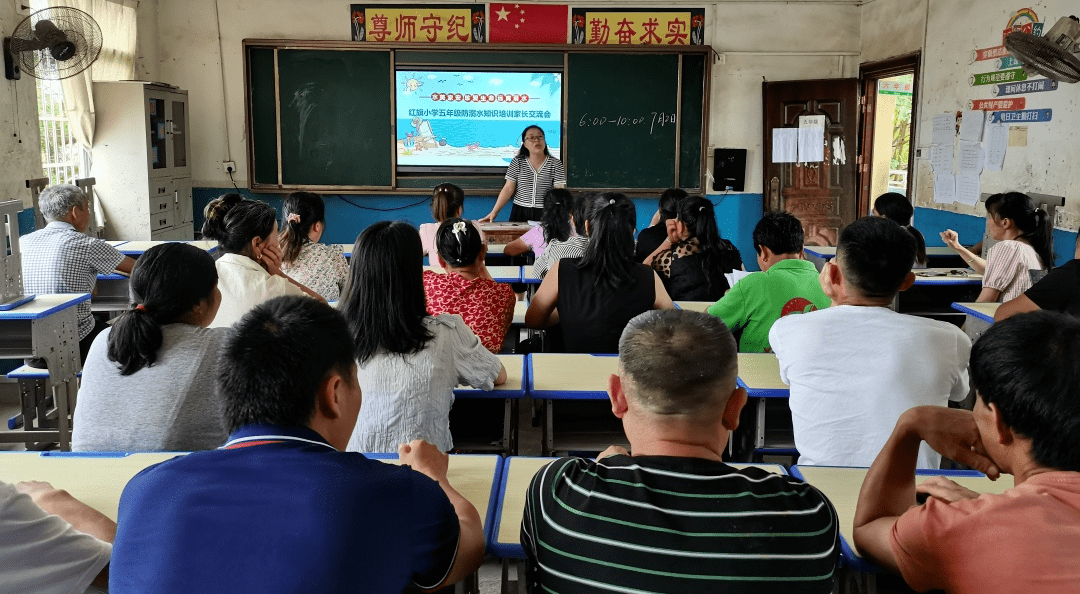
[[645, 195, 743, 302], [503, 187, 570, 259], [340, 221, 507, 453], [279, 191, 348, 301], [941, 191, 1054, 302], [420, 183, 469, 256], [525, 193, 675, 353], [527, 189, 590, 280], [201, 193, 322, 327], [73, 243, 230, 452], [424, 218, 516, 353], [874, 192, 927, 268], [634, 187, 687, 263]]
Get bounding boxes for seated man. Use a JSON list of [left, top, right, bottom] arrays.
[[1, 479, 115, 592], [770, 217, 970, 468], [109, 296, 484, 593], [521, 310, 839, 594], [707, 211, 830, 353], [854, 311, 1080, 593], [20, 184, 135, 361], [995, 234, 1080, 320]]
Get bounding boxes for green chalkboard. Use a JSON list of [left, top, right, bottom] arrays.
[[566, 53, 680, 189], [276, 49, 392, 187], [248, 48, 278, 186], [679, 54, 706, 188]]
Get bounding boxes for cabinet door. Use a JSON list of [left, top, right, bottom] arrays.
[[146, 89, 171, 176], [174, 177, 193, 227], [165, 93, 191, 176]]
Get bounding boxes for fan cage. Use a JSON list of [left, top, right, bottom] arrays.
[[9, 7, 102, 80], [1005, 31, 1080, 84]]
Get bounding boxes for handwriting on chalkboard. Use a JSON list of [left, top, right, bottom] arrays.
[[578, 112, 677, 135], [289, 83, 316, 156]]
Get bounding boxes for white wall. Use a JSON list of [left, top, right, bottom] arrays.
[[1, 0, 43, 207], [860, 0, 926, 64], [144, 0, 861, 192]]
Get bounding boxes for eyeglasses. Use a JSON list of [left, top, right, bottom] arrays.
[[525, 135, 545, 141]]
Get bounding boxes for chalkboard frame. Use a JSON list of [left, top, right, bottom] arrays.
[[243, 40, 711, 195]]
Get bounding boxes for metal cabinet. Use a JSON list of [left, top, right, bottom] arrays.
[[91, 82, 193, 240]]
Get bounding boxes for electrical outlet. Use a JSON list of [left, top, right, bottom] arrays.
[[222, 161, 236, 174]]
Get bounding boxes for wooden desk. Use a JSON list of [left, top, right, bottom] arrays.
[[951, 301, 1000, 342], [791, 465, 1011, 572], [424, 266, 522, 284], [804, 246, 963, 272], [521, 265, 542, 284], [117, 240, 218, 257], [0, 294, 88, 449], [675, 300, 714, 312], [911, 268, 982, 286], [736, 353, 792, 458], [93, 273, 131, 312], [512, 301, 527, 325], [452, 355, 526, 455], [104, 240, 128, 247], [479, 222, 531, 245], [528, 354, 621, 455]]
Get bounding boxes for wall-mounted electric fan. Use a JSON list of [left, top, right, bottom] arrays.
[[1005, 15, 1080, 84], [3, 6, 102, 80]]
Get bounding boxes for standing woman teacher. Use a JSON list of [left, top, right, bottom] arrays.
[[480, 125, 567, 223]]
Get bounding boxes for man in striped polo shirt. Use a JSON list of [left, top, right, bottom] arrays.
[[521, 309, 839, 593]]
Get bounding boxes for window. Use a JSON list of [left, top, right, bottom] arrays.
[[37, 78, 83, 186]]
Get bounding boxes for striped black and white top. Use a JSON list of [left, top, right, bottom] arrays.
[[505, 156, 567, 209], [522, 455, 839, 594], [531, 235, 589, 280]]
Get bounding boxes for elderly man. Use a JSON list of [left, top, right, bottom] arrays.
[[521, 309, 839, 594], [20, 184, 134, 361]]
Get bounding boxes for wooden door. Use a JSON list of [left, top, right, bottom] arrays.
[[763, 79, 859, 246]]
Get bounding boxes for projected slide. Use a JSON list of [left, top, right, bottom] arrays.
[[396, 70, 562, 169]]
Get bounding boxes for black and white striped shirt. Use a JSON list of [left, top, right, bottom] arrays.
[[506, 156, 567, 209], [531, 235, 589, 279], [522, 455, 839, 594]]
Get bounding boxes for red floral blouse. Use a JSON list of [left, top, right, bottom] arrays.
[[423, 270, 516, 353]]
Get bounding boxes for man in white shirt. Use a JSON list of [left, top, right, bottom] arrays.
[[769, 217, 970, 468]]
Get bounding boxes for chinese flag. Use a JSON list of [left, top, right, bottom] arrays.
[[489, 3, 568, 43]]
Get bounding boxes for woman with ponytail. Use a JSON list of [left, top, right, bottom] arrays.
[[201, 193, 322, 328], [645, 195, 744, 301], [522, 189, 590, 279], [73, 243, 230, 451], [941, 191, 1054, 302], [525, 193, 674, 353], [424, 218, 516, 353], [278, 192, 348, 301]]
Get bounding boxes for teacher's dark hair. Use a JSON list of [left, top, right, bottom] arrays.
[[970, 310, 1080, 472], [579, 192, 636, 291], [339, 221, 432, 364], [220, 296, 356, 432], [515, 125, 551, 158], [107, 243, 218, 375], [201, 193, 277, 256], [540, 188, 575, 244], [985, 192, 1054, 270], [279, 192, 325, 263], [436, 218, 483, 267], [874, 192, 926, 266]]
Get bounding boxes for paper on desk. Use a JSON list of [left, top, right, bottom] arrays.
[[957, 142, 983, 174], [983, 122, 1008, 171], [932, 113, 954, 146], [933, 173, 956, 204], [772, 128, 798, 163], [798, 115, 825, 162], [930, 144, 953, 173], [725, 269, 754, 289], [958, 110, 985, 142], [955, 172, 981, 206]]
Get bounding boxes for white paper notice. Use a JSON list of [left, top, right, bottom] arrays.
[[798, 115, 825, 162], [983, 122, 1008, 171], [930, 144, 953, 173], [955, 173, 981, 206], [932, 114, 954, 146], [772, 128, 798, 163], [957, 142, 984, 174], [959, 110, 985, 142], [725, 269, 754, 289], [832, 136, 847, 164], [934, 173, 956, 204]]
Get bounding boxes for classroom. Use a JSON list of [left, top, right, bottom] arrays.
[[2, 0, 1079, 593]]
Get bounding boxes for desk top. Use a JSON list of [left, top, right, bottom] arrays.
[[512, 300, 527, 325], [675, 301, 714, 313], [950, 301, 1000, 323], [455, 354, 526, 398], [912, 268, 982, 285], [117, 240, 218, 256], [0, 293, 90, 320], [96, 273, 129, 281], [736, 353, 789, 397], [521, 266, 542, 283], [423, 266, 522, 284], [528, 353, 617, 399], [805, 246, 958, 260], [104, 240, 128, 247], [791, 465, 1011, 569], [491, 457, 788, 558]]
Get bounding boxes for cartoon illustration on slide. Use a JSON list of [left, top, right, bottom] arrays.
[[396, 70, 562, 168]]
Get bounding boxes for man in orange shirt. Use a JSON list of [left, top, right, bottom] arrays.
[[853, 310, 1080, 594]]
